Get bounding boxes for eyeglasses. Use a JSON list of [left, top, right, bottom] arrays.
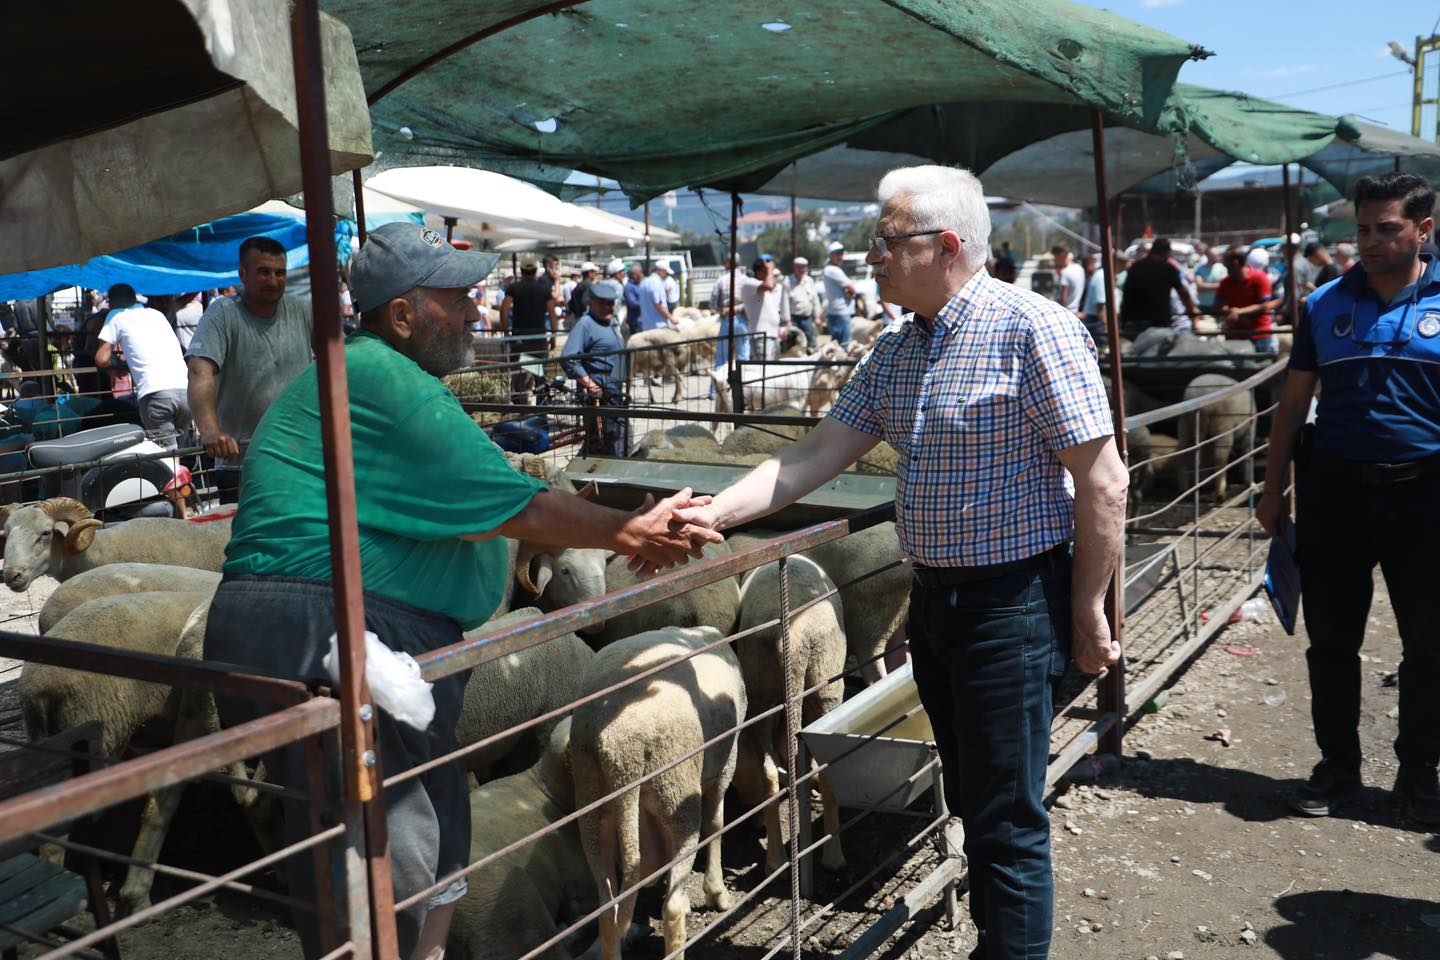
[[868, 230, 958, 257]]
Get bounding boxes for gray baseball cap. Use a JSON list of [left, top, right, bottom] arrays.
[[350, 222, 501, 313], [590, 278, 623, 301]]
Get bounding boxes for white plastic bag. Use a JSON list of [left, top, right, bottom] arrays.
[[322, 631, 436, 731]]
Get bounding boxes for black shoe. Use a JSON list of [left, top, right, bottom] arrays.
[[1289, 760, 1361, 817], [1394, 767, 1440, 825]]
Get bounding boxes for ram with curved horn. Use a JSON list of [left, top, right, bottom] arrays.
[[1, 498, 231, 591], [511, 480, 610, 635]]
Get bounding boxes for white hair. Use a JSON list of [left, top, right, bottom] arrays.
[[876, 165, 991, 271]]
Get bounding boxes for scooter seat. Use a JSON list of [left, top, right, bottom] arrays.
[[28, 424, 148, 468]]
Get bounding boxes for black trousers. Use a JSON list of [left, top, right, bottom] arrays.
[[1296, 462, 1440, 774]]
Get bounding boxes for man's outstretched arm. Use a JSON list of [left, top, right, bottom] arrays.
[[676, 417, 880, 533]]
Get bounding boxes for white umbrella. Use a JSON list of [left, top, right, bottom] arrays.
[[2, 0, 373, 274], [364, 166, 644, 248]]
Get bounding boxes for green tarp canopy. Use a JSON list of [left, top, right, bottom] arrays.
[[327, 0, 1201, 202], [748, 84, 1440, 207]]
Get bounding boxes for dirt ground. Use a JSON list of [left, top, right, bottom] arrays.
[[3, 559, 1435, 960]]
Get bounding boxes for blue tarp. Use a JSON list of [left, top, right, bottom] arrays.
[[0, 211, 357, 302]]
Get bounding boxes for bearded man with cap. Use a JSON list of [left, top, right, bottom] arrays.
[[562, 278, 631, 455], [203, 222, 720, 960]]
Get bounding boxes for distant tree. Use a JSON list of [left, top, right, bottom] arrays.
[[842, 215, 879, 254]]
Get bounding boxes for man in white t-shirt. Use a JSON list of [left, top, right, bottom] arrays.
[[738, 259, 789, 357], [94, 284, 193, 449], [1052, 243, 1085, 315]]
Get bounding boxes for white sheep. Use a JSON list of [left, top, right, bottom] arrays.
[[0, 498, 231, 592], [733, 556, 847, 873], [1177, 373, 1255, 500], [572, 627, 746, 960], [22, 592, 265, 915], [39, 562, 221, 633], [456, 607, 595, 782], [730, 522, 909, 686], [635, 424, 721, 459], [846, 317, 885, 348], [596, 540, 740, 647], [505, 456, 610, 630], [447, 719, 595, 960], [625, 328, 690, 403]]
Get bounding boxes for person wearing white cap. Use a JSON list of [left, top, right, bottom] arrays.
[[203, 221, 722, 960], [564, 261, 601, 329], [823, 241, 857, 343], [636, 261, 675, 332], [661, 261, 680, 312], [784, 255, 823, 343], [562, 278, 631, 455]]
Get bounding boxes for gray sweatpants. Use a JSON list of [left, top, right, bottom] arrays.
[[138, 388, 193, 451], [203, 576, 472, 958]]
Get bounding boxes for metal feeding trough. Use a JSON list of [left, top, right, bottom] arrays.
[[799, 663, 939, 814], [1124, 541, 1180, 615]]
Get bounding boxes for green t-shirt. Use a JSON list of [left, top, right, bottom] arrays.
[[223, 331, 545, 629]]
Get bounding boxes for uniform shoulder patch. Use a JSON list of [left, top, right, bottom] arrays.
[[1419, 311, 1440, 339]]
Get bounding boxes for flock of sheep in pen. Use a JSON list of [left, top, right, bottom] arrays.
[[0, 309, 1266, 959], [0, 452, 909, 960]]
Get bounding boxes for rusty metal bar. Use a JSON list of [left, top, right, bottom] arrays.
[[0, 698, 337, 847], [0, 631, 311, 706], [307, 732, 342, 955], [1282, 163, 1299, 331], [366, 1, 591, 104], [416, 504, 894, 679], [1091, 109, 1126, 758], [728, 191, 743, 413], [290, 1, 398, 953], [778, 557, 804, 946]]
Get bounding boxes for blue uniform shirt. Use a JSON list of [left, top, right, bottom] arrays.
[[560, 312, 625, 387], [1291, 255, 1440, 462]]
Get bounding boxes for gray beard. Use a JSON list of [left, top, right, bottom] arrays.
[[413, 326, 475, 377]]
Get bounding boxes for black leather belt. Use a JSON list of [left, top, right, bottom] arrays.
[[912, 545, 1069, 589], [1307, 446, 1440, 487]]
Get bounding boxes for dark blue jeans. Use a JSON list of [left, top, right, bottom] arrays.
[[909, 554, 1072, 960]]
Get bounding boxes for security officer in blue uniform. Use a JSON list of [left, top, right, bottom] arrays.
[[1260, 172, 1440, 824], [560, 278, 630, 456]]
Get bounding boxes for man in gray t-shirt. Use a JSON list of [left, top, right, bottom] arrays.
[[186, 236, 314, 502]]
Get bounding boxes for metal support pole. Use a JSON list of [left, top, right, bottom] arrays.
[[1282, 164, 1299, 331], [444, 216, 458, 243], [790, 193, 798, 264], [290, 1, 398, 956], [728, 191, 744, 414], [644, 203, 652, 272], [1090, 110, 1126, 758], [1193, 190, 1202, 247], [778, 558, 803, 960], [352, 169, 367, 247], [35, 296, 55, 410]]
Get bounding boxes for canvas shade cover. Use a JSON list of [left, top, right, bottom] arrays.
[[1, 0, 373, 275], [744, 84, 1440, 207], [328, 0, 1199, 203], [0, 208, 357, 303]]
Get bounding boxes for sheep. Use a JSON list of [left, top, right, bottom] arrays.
[[505, 456, 610, 630], [730, 522, 908, 686], [719, 406, 808, 457], [733, 556, 846, 873], [22, 592, 264, 915], [447, 719, 596, 960], [1177, 373, 1255, 500], [677, 319, 720, 369], [625, 328, 691, 404], [38, 562, 221, 633], [846, 317, 885, 348], [635, 424, 721, 459], [804, 341, 856, 415], [572, 627, 746, 960], [0, 498, 231, 592], [456, 607, 595, 782], [595, 540, 741, 648]]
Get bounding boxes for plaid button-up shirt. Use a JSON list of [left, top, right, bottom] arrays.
[[829, 269, 1114, 567]]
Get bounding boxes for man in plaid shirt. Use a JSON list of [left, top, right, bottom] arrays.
[[678, 166, 1128, 960]]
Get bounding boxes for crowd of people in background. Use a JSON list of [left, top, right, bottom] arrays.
[[984, 233, 1370, 355]]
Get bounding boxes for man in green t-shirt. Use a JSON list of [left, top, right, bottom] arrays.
[[205, 223, 718, 959]]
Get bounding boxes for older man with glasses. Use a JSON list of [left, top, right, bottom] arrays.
[[674, 165, 1128, 960]]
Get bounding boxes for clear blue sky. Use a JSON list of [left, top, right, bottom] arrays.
[[1075, 0, 1435, 135]]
